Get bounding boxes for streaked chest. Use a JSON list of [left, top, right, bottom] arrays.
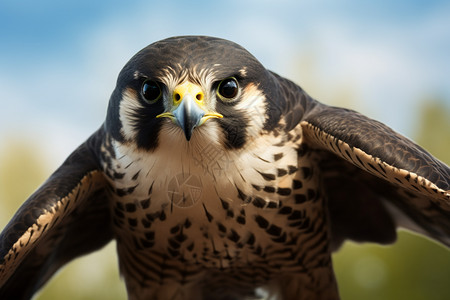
[[100, 126, 322, 266]]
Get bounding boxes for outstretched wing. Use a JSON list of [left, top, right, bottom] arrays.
[[301, 103, 450, 250], [0, 127, 113, 299], [271, 73, 450, 250]]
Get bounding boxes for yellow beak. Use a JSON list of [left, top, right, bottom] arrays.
[[156, 82, 222, 140]]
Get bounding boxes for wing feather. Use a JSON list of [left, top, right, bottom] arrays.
[[270, 74, 449, 249], [300, 105, 450, 248], [0, 128, 113, 299]]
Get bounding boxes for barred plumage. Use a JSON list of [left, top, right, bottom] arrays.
[[1, 36, 449, 300]]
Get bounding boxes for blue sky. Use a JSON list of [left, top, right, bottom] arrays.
[[1, 0, 449, 168]]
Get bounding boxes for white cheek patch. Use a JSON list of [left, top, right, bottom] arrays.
[[235, 83, 267, 138], [119, 88, 145, 141]]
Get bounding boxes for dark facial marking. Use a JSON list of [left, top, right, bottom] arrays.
[[106, 36, 279, 151]]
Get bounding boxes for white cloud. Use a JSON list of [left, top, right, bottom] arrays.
[[281, 6, 450, 136]]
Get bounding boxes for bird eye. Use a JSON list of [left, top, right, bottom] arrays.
[[141, 80, 162, 103], [217, 78, 239, 100]]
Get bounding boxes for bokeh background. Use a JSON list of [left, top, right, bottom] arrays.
[[1, 0, 449, 299]]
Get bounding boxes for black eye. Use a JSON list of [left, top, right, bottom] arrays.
[[217, 78, 238, 100], [141, 80, 162, 103]]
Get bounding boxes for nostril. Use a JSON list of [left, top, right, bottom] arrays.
[[174, 93, 181, 101], [196, 93, 203, 101]]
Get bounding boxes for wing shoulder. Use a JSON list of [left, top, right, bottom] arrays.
[[0, 127, 113, 299], [299, 105, 450, 247]]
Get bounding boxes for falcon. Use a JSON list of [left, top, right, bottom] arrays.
[[0, 36, 449, 300]]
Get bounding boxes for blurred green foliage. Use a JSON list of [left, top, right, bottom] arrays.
[[36, 242, 126, 300], [415, 98, 450, 161], [0, 138, 48, 223], [0, 101, 448, 299]]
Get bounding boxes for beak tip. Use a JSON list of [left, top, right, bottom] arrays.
[[175, 116, 195, 141], [184, 131, 193, 141]]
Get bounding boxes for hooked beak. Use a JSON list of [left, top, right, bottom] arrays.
[[156, 82, 222, 141], [172, 93, 204, 141]]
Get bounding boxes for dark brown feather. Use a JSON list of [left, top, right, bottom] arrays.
[[0, 128, 112, 299]]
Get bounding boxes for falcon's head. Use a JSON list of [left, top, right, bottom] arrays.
[[106, 36, 283, 151]]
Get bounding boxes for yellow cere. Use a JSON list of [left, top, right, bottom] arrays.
[[173, 81, 204, 106], [156, 81, 223, 122]]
